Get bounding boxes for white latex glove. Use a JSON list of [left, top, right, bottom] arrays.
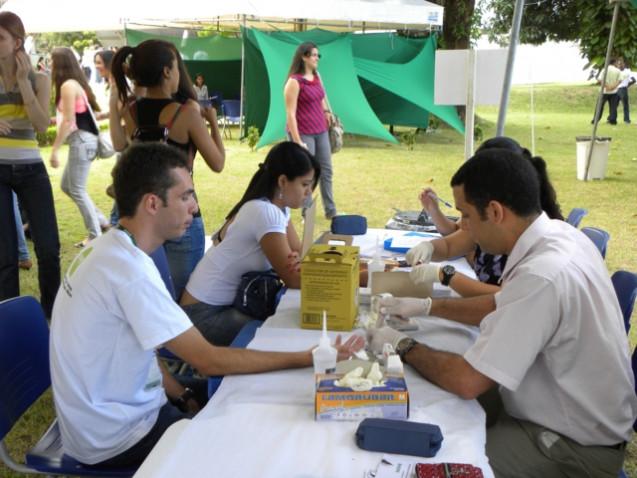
[[368, 326, 408, 355], [405, 240, 434, 265], [409, 263, 440, 285], [379, 296, 432, 319]]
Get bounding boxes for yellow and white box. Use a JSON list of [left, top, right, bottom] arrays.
[[301, 244, 359, 331], [315, 373, 409, 421]]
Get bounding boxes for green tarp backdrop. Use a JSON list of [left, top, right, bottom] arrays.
[[125, 28, 463, 148]]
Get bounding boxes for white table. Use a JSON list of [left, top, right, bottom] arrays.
[[135, 229, 494, 478]]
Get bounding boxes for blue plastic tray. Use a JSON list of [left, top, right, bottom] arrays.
[[383, 232, 438, 253]]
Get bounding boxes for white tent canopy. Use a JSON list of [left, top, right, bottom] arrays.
[[1, 0, 443, 33]]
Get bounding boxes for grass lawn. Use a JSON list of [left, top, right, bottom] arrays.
[[2, 82, 637, 476]]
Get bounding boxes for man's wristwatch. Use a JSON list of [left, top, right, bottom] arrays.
[[440, 265, 456, 286], [395, 338, 418, 363], [175, 387, 195, 412]]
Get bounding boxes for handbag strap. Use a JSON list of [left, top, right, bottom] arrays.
[[81, 89, 100, 135], [316, 71, 334, 115]]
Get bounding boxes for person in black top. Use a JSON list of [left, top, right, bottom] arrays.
[[109, 39, 225, 298]]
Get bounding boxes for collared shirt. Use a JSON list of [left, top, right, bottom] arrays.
[[619, 68, 635, 89], [465, 213, 637, 446], [603, 64, 623, 94]]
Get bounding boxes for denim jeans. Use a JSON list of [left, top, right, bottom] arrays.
[[61, 130, 106, 239], [164, 215, 205, 300], [300, 131, 336, 219], [12, 192, 30, 261], [0, 162, 61, 317], [617, 87, 630, 123], [181, 301, 253, 346]]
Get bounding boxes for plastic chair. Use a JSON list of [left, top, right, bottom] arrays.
[[149, 245, 176, 301], [0, 296, 135, 477], [565, 207, 588, 228], [581, 226, 610, 259], [207, 319, 263, 397], [611, 270, 637, 333], [221, 99, 241, 139]]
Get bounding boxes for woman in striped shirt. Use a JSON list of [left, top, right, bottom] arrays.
[[0, 11, 60, 318], [284, 42, 338, 220]]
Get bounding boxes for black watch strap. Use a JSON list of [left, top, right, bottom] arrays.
[[396, 338, 417, 363]]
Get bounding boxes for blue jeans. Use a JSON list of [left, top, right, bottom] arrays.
[[61, 130, 106, 239], [617, 87, 630, 123], [181, 301, 253, 346], [12, 192, 30, 261], [301, 131, 336, 219], [164, 215, 204, 300], [0, 162, 60, 317]]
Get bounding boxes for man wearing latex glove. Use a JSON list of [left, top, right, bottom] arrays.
[[409, 263, 440, 285], [368, 326, 407, 354], [405, 240, 434, 265], [379, 296, 432, 319], [390, 148, 636, 477]]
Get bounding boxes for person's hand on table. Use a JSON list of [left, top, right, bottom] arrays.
[[286, 251, 301, 273], [368, 326, 408, 355], [405, 240, 434, 266], [379, 296, 432, 319], [330, 334, 366, 361], [409, 263, 439, 285]]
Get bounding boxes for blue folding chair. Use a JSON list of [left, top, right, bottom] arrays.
[[565, 207, 588, 228], [612, 270, 637, 333], [581, 226, 610, 259], [221, 99, 241, 139], [0, 296, 135, 476], [207, 320, 263, 397]]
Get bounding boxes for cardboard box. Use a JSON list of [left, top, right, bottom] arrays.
[[315, 373, 409, 421], [301, 244, 359, 331]]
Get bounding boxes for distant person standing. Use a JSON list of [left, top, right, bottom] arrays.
[[616, 58, 635, 124], [0, 11, 61, 318], [284, 42, 337, 220], [50, 47, 110, 248], [591, 57, 623, 125], [193, 73, 208, 102]]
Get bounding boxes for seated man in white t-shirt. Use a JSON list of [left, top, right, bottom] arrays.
[[49, 142, 363, 469], [369, 148, 637, 477]]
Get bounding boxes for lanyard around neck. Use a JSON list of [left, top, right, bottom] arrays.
[[116, 223, 138, 247]]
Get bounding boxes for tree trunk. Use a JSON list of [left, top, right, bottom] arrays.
[[437, 0, 476, 50]]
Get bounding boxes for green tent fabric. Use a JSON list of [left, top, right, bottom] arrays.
[[125, 28, 241, 61], [354, 37, 465, 134], [249, 29, 397, 148], [125, 29, 243, 99]]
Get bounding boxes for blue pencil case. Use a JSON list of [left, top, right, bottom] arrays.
[[355, 418, 443, 457]]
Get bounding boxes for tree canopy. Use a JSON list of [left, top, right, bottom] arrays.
[[483, 0, 637, 68]]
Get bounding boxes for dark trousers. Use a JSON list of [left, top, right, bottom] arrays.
[[0, 162, 60, 317], [593, 93, 619, 124], [89, 402, 191, 469], [617, 87, 630, 123]]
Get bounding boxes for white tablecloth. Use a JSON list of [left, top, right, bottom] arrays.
[[135, 229, 494, 478]]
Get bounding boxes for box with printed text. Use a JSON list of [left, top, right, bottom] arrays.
[[301, 244, 359, 331], [315, 373, 409, 421]]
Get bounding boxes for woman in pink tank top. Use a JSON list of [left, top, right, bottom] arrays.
[[284, 42, 338, 220]]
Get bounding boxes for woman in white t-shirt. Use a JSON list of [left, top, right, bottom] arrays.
[[180, 141, 320, 345]]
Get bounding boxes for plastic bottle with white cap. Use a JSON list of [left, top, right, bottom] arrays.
[[312, 311, 337, 374], [367, 237, 385, 292]]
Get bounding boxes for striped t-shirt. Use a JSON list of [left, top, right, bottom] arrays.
[[290, 74, 328, 135], [0, 74, 42, 164]]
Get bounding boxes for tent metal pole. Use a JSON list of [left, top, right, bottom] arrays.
[[584, 0, 621, 181], [496, 0, 524, 136], [239, 14, 246, 139], [464, 49, 476, 160]]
